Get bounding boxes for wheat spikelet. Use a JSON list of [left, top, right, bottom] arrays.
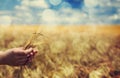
[[17, 31, 44, 78]]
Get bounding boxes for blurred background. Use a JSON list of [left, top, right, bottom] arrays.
[[0, 0, 120, 78], [0, 0, 120, 26]]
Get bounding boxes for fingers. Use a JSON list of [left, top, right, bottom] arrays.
[[16, 60, 27, 66], [16, 48, 37, 59], [24, 48, 33, 54], [11, 47, 38, 66], [16, 59, 27, 64], [27, 49, 38, 58], [33, 49, 38, 55], [14, 48, 33, 56], [16, 57, 32, 66], [16, 57, 30, 65], [16, 56, 27, 59]]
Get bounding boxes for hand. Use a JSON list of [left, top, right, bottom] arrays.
[[24, 48, 38, 65], [0, 47, 37, 66]]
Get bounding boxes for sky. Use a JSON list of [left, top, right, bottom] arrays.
[[0, 0, 120, 25]]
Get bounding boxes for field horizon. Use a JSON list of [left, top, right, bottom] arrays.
[[1, 25, 120, 34]]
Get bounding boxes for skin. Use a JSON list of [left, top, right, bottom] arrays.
[[0, 47, 37, 66]]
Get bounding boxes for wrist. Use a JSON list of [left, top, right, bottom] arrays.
[[0, 51, 7, 65]]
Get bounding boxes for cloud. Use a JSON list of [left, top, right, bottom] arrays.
[[83, 0, 120, 24], [57, 9, 87, 24], [41, 9, 58, 24], [37, 8, 88, 25], [11, 0, 49, 24], [0, 0, 120, 25], [49, 0, 62, 6], [0, 11, 12, 15], [0, 15, 12, 25], [20, 0, 120, 25], [21, 0, 49, 8], [11, 9, 35, 24], [15, 5, 30, 11], [84, 0, 98, 7]]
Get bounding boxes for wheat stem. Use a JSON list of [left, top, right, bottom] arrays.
[[18, 31, 43, 78]]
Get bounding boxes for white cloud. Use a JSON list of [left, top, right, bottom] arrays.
[[0, 11, 12, 15], [57, 9, 88, 24], [108, 14, 120, 21], [21, 0, 29, 6], [0, 16, 12, 25], [84, 0, 120, 8], [118, 9, 120, 13], [15, 5, 30, 11], [13, 11, 34, 24], [1, 0, 119, 25], [38, 4, 119, 25], [39, 8, 89, 25], [41, 9, 59, 24], [13, 0, 35, 24], [21, 0, 49, 8], [12, 0, 49, 24], [84, 0, 98, 7], [49, 0, 62, 6], [83, 0, 120, 24]]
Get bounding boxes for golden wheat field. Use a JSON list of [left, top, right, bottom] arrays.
[[0, 25, 120, 78]]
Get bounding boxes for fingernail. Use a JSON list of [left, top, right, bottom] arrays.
[[30, 52, 33, 56]]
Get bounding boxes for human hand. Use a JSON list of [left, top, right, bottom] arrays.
[[1, 47, 37, 66]]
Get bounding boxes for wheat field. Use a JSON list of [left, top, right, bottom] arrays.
[[0, 25, 120, 78]]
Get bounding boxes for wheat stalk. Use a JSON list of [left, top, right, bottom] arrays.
[[17, 31, 43, 78]]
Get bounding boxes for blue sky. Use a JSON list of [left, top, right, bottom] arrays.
[[0, 0, 20, 10], [0, 0, 119, 25]]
